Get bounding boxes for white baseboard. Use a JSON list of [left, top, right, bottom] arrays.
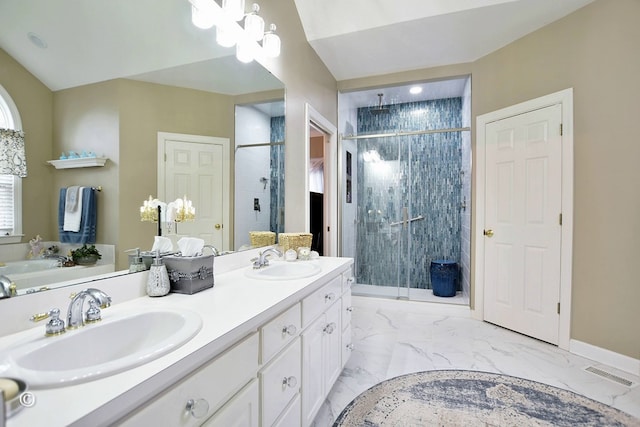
[[570, 339, 640, 377]]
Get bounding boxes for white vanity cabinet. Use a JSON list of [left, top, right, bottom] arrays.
[[64, 258, 354, 427]]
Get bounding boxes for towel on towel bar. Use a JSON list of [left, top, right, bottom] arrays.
[[63, 186, 83, 232], [58, 187, 97, 244]]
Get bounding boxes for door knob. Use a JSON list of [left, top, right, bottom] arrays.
[[483, 229, 494, 238], [214, 224, 221, 230]]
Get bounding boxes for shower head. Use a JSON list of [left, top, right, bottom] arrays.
[[369, 93, 390, 115]]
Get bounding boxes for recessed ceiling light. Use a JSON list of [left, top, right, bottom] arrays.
[[27, 32, 47, 49], [409, 86, 422, 95]]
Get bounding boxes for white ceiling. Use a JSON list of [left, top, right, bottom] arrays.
[[295, 0, 595, 81], [0, 0, 594, 98]]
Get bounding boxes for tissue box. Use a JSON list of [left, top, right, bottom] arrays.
[[163, 255, 214, 295]]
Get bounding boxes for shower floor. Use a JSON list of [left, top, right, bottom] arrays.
[[352, 283, 469, 306]]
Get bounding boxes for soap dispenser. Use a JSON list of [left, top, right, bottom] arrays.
[[146, 250, 170, 297], [125, 248, 145, 273]]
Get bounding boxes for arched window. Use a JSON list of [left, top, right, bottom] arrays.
[[0, 84, 23, 243]]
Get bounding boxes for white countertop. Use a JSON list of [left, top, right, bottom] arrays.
[[1, 256, 353, 427]]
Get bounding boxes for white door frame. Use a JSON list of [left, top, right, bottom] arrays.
[[473, 88, 574, 350], [157, 131, 231, 251], [304, 103, 338, 256]]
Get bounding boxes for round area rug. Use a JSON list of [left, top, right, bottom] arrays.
[[333, 370, 639, 427]]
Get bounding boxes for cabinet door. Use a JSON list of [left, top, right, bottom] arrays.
[[341, 326, 353, 369], [119, 333, 258, 426], [273, 394, 301, 427], [202, 379, 259, 427], [323, 301, 342, 389], [341, 291, 352, 332], [301, 313, 326, 426], [260, 337, 301, 427]]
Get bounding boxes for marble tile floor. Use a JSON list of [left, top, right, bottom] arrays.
[[312, 296, 640, 426]]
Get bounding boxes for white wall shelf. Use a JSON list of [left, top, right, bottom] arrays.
[[47, 157, 108, 169]]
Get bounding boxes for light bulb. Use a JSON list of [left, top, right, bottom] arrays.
[[263, 24, 280, 58], [191, 4, 215, 29], [244, 4, 264, 41], [223, 0, 245, 22], [216, 25, 236, 48], [245, 13, 264, 42], [236, 40, 255, 63]]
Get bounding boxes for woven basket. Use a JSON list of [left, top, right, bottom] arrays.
[[249, 231, 276, 247], [278, 233, 313, 252]]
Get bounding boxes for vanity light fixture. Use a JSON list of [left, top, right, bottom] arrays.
[[188, 0, 281, 62]]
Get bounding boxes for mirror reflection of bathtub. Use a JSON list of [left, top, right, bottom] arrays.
[[0, 243, 115, 296]]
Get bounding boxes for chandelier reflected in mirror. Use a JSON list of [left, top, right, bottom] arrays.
[[140, 195, 196, 236]]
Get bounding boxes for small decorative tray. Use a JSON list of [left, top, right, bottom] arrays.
[[46, 157, 108, 169]]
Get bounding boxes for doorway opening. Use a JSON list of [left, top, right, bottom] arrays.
[[338, 77, 471, 304]]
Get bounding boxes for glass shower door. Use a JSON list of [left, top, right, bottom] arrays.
[[353, 134, 412, 298]]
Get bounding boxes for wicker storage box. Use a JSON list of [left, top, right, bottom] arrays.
[[278, 233, 313, 252], [163, 254, 214, 295], [249, 231, 276, 247]]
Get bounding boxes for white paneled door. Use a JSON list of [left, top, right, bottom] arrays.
[[158, 132, 230, 251], [483, 104, 562, 345]]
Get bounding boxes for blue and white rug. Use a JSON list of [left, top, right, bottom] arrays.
[[333, 370, 639, 426]]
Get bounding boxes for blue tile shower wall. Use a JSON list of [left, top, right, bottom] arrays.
[[270, 116, 285, 234], [356, 98, 462, 289]]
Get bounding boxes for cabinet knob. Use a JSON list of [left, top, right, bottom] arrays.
[[185, 398, 210, 419], [282, 324, 297, 336], [323, 322, 336, 334], [346, 277, 354, 286], [346, 343, 355, 351], [324, 293, 335, 302], [282, 376, 297, 388], [346, 306, 354, 313]]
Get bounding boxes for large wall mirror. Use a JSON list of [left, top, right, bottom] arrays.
[[0, 0, 285, 299]]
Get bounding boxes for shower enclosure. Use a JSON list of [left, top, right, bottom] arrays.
[[340, 95, 471, 301]]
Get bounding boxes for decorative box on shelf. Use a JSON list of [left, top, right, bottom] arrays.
[[47, 157, 108, 169]]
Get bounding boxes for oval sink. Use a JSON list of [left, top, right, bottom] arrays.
[[245, 261, 322, 280], [0, 308, 202, 388]]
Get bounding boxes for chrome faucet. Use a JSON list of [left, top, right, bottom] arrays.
[[253, 248, 282, 269], [0, 275, 16, 299], [202, 245, 219, 256], [67, 288, 112, 329]]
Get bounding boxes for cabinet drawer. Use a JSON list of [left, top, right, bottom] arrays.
[[120, 333, 259, 427], [260, 303, 301, 364], [260, 337, 301, 427], [341, 291, 352, 332], [302, 276, 342, 327]]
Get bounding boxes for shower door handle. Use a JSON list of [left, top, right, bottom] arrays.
[[389, 215, 425, 227]]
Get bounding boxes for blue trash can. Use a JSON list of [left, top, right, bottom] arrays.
[[430, 260, 458, 297]]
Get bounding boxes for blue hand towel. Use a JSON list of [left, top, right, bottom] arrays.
[[58, 187, 97, 244]]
